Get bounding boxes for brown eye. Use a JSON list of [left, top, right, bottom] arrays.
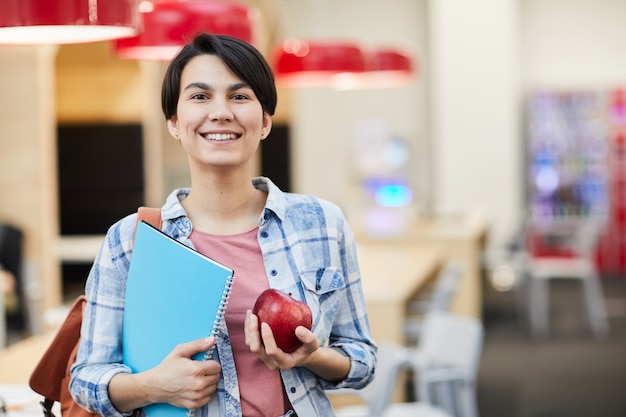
[[191, 93, 209, 100]]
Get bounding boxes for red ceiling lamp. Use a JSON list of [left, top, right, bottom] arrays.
[[273, 37, 416, 90], [360, 46, 417, 89], [272, 38, 369, 89], [113, 1, 256, 61], [0, 0, 139, 45], [372, 47, 413, 73]]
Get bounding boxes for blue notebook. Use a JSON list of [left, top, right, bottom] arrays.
[[123, 221, 235, 417]]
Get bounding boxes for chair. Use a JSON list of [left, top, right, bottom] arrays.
[[409, 312, 484, 417], [382, 403, 457, 417], [521, 217, 610, 340], [403, 261, 462, 344], [0, 222, 28, 341], [331, 342, 408, 417], [331, 342, 456, 417], [332, 312, 484, 417], [0, 268, 5, 347]]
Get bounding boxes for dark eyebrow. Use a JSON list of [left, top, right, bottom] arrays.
[[183, 82, 211, 91], [183, 82, 251, 92]]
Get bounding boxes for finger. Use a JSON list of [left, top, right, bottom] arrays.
[[246, 313, 263, 351], [198, 359, 222, 377], [295, 326, 318, 347], [183, 388, 215, 410], [260, 322, 281, 354], [259, 322, 280, 369], [243, 310, 254, 346], [174, 336, 215, 359]]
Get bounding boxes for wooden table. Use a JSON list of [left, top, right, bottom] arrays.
[[355, 210, 489, 319], [357, 242, 445, 345]]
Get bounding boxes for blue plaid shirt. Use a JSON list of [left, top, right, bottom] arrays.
[[70, 177, 377, 417]]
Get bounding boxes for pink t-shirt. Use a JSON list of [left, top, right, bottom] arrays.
[[190, 227, 290, 417]]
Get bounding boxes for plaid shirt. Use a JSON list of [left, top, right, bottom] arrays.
[[70, 177, 377, 417]]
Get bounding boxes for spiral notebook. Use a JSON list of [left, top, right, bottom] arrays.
[[123, 221, 234, 417]]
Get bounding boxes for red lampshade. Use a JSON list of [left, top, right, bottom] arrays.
[[113, 1, 256, 61], [361, 46, 417, 89], [272, 38, 369, 88], [0, 0, 139, 45], [371, 48, 413, 72], [273, 38, 416, 90]]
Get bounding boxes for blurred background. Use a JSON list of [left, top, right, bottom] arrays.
[[1, 1, 625, 417]]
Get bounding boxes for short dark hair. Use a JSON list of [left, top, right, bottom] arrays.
[[161, 32, 277, 120]]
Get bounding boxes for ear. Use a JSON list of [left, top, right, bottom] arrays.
[[167, 117, 180, 139], [260, 112, 273, 140]]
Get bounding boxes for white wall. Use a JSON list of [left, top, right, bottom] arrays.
[[429, 0, 521, 246], [521, 0, 626, 89]]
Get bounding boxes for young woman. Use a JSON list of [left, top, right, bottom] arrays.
[[70, 33, 377, 417]]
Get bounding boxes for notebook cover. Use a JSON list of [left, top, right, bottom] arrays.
[[123, 221, 234, 417]]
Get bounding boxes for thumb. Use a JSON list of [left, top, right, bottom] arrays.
[[295, 326, 315, 343], [174, 336, 215, 359]]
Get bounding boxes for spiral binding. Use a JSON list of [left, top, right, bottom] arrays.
[[187, 273, 235, 417], [203, 273, 234, 361]]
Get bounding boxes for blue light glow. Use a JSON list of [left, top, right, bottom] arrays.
[[374, 184, 413, 207]]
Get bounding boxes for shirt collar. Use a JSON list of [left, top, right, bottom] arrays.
[[252, 176, 287, 222]]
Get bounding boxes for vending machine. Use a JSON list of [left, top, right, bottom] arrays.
[[526, 89, 626, 277]]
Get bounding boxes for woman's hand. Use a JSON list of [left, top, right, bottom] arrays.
[[110, 337, 221, 413], [149, 336, 222, 409], [244, 310, 350, 382], [244, 309, 320, 370]]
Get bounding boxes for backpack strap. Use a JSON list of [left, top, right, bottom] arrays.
[[137, 207, 162, 230]]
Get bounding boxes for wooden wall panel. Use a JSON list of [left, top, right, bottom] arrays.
[[0, 46, 61, 321], [56, 42, 142, 123]]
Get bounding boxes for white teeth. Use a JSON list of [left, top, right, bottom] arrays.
[[205, 133, 237, 141]]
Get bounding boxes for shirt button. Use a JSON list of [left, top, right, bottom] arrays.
[[271, 270, 277, 276], [290, 387, 296, 394], [260, 231, 268, 238]]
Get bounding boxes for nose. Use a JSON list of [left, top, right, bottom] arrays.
[[208, 96, 234, 122]]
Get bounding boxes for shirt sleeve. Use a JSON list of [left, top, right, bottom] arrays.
[[69, 216, 137, 417], [321, 207, 377, 390]]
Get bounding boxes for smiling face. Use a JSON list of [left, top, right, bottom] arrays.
[[167, 54, 272, 172]]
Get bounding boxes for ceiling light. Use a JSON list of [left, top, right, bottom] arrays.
[[358, 46, 417, 89], [113, 1, 256, 61], [272, 38, 368, 89], [272, 38, 416, 90], [0, 0, 139, 45]]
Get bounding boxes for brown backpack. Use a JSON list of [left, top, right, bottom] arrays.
[[29, 207, 162, 417]]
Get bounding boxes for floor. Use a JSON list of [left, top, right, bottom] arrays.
[[477, 277, 626, 417]]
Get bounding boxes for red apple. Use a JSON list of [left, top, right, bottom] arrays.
[[252, 288, 313, 353]]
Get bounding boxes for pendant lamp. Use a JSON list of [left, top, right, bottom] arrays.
[[113, 1, 256, 61], [372, 48, 413, 72], [0, 0, 139, 45], [272, 38, 416, 90], [272, 38, 368, 89], [360, 46, 416, 89]]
